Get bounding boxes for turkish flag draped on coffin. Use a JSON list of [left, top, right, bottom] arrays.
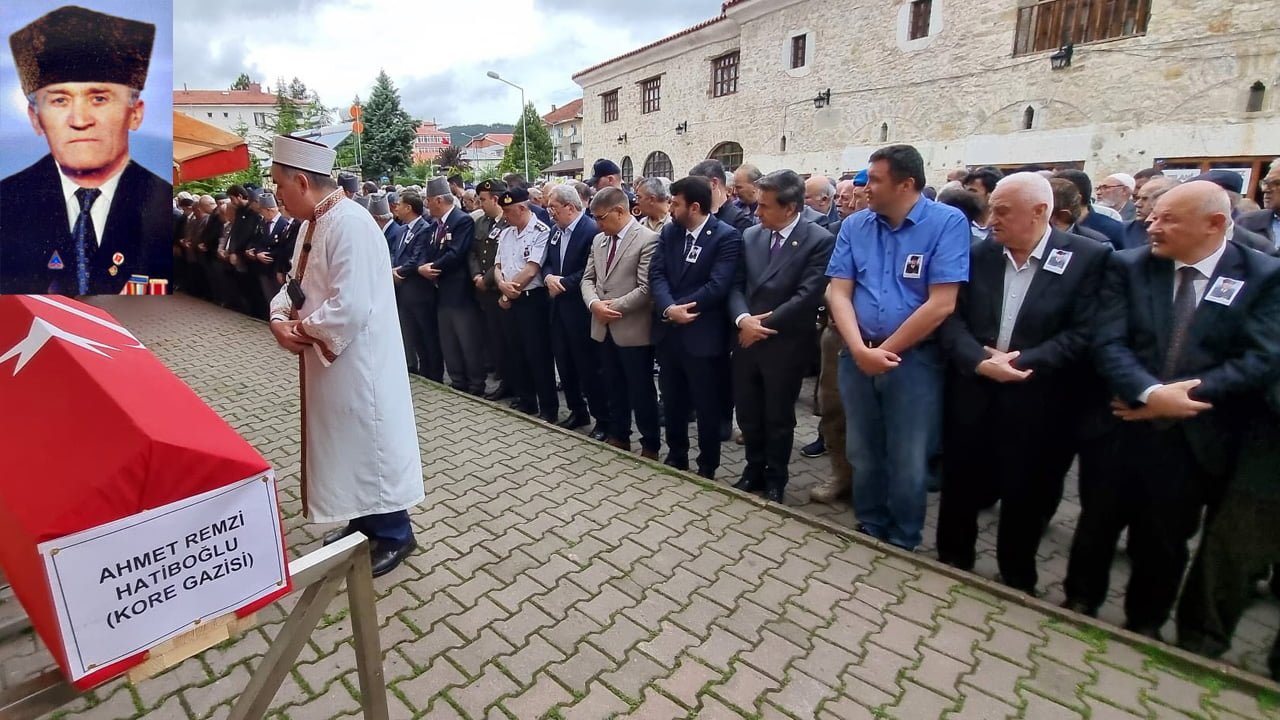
[[0, 295, 290, 689]]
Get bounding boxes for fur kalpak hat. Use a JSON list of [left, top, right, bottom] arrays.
[[10, 6, 155, 96]]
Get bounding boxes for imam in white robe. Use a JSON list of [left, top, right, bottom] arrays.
[[270, 192, 424, 523]]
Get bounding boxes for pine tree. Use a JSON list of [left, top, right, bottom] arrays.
[[272, 81, 299, 137], [231, 73, 251, 90], [287, 77, 308, 101], [499, 102, 553, 179], [359, 71, 416, 181]]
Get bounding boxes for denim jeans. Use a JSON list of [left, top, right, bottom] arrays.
[[838, 342, 944, 550]]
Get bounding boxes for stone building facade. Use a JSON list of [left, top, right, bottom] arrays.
[[572, 0, 1280, 191]]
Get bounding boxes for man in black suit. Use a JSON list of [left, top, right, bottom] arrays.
[[390, 190, 440, 379], [421, 178, 484, 395], [728, 170, 835, 503], [651, 176, 743, 480], [245, 193, 291, 306], [543, 184, 607, 432], [224, 185, 263, 314], [0, 6, 170, 295], [936, 173, 1112, 595], [1062, 181, 1280, 638]]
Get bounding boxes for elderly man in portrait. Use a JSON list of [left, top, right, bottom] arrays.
[[0, 5, 170, 295]]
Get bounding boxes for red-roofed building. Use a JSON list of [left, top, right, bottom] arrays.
[[463, 133, 513, 150], [173, 82, 296, 160], [412, 121, 450, 163], [542, 98, 583, 164]]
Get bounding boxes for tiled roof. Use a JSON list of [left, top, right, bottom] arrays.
[[173, 88, 288, 106], [542, 98, 583, 125], [572, 15, 725, 80]]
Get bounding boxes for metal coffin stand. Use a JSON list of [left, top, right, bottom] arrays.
[[0, 533, 389, 720]]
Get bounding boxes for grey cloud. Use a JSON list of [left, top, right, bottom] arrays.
[[532, 0, 720, 32]]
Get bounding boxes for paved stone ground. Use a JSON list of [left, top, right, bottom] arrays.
[[3, 294, 1279, 720]]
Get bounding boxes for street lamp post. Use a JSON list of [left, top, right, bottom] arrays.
[[487, 70, 529, 180]]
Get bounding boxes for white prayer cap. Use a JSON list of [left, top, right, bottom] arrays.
[[1107, 173, 1136, 191], [176, 191, 193, 201], [271, 135, 336, 174]]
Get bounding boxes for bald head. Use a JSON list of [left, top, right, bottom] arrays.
[[804, 175, 834, 214], [1133, 177, 1179, 221], [988, 172, 1054, 250], [1147, 181, 1231, 262], [835, 179, 857, 218], [197, 195, 217, 214]]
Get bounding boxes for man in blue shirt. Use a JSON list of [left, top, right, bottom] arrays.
[[825, 144, 971, 550]]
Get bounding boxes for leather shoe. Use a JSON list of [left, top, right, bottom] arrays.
[[512, 402, 537, 415], [733, 475, 764, 493], [558, 412, 590, 429], [765, 486, 785, 503], [589, 425, 608, 441], [639, 448, 660, 461], [322, 524, 357, 546], [485, 384, 511, 401], [697, 467, 716, 480], [1060, 599, 1096, 617], [538, 412, 559, 423], [370, 538, 418, 578], [664, 454, 689, 471]]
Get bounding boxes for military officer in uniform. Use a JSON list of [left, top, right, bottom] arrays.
[[0, 5, 171, 295], [470, 179, 511, 400], [494, 187, 559, 422]]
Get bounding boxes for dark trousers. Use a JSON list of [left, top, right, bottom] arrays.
[[507, 288, 558, 415], [551, 308, 606, 420], [1064, 423, 1210, 630], [439, 300, 486, 394], [476, 289, 508, 381], [257, 267, 282, 309], [235, 264, 266, 319], [1177, 416, 1280, 677], [395, 282, 422, 371], [936, 389, 1074, 592], [405, 281, 443, 382], [599, 333, 660, 451], [733, 336, 810, 490], [339, 510, 413, 549], [657, 343, 723, 474]]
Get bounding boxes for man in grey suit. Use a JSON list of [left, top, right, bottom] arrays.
[[582, 187, 662, 459], [729, 170, 836, 503], [1238, 159, 1279, 248]]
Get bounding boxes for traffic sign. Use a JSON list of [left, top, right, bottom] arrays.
[[349, 104, 362, 119], [352, 120, 365, 134]]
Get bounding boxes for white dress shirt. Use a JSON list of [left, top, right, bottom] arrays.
[[58, 162, 124, 246], [556, 213, 582, 267], [995, 225, 1051, 352], [1137, 238, 1227, 403]]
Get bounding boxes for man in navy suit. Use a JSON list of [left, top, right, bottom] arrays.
[[390, 190, 440, 379], [729, 170, 835, 503], [1055, 170, 1126, 250], [651, 176, 743, 479], [421, 178, 485, 395], [935, 173, 1112, 596], [1062, 181, 1280, 638], [543, 184, 607, 433]]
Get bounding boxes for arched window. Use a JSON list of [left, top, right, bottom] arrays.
[[708, 142, 744, 171], [1023, 106, 1035, 130], [620, 156, 633, 184], [643, 151, 673, 179], [879, 123, 889, 143], [1247, 81, 1266, 113]]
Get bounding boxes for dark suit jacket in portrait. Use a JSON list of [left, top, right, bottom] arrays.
[[0, 155, 172, 294], [938, 228, 1113, 432], [1092, 242, 1280, 472], [543, 213, 599, 329], [650, 214, 743, 357], [728, 219, 835, 345]]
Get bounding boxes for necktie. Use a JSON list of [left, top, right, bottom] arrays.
[[769, 230, 784, 258], [605, 235, 619, 272], [684, 232, 695, 258], [72, 188, 101, 295], [1161, 266, 1201, 379]]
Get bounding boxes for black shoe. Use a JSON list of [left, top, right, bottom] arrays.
[[538, 412, 559, 423], [322, 524, 357, 546], [513, 402, 538, 415], [733, 476, 765, 494], [371, 538, 418, 578], [664, 455, 689, 471], [558, 411, 590, 429], [509, 399, 523, 409], [1124, 623, 1163, 642], [800, 436, 826, 458], [697, 467, 716, 480], [589, 422, 608, 441], [765, 486, 785, 503], [1061, 599, 1096, 617], [486, 385, 511, 401]]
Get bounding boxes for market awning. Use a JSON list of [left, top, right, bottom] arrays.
[[172, 111, 250, 184]]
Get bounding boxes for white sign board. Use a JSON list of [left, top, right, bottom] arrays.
[[38, 471, 288, 680], [1162, 167, 1253, 190]]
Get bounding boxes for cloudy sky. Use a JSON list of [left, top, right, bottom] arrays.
[[174, 0, 723, 127]]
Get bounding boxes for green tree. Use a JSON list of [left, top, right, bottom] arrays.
[[176, 155, 263, 195], [499, 102, 553, 179], [303, 91, 332, 129], [287, 77, 308, 101], [272, 79, 299, 136], [231, 73, 252, 90], [409, 161, 434, 181], [359, 71, 416, 181]]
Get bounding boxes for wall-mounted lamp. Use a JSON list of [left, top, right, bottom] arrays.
[[1050, 44, 1073, 70], [617, 133, 628, 144], [675, 121, 689, 135], [813, 88, 832, 109]]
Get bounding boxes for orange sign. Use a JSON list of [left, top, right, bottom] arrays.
[[349, 104, 362, 119], [352, 120, 365, 134]]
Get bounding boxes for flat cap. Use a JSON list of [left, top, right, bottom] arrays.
[[499, 186, 530, 206], [9, 5, 155, 95]]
